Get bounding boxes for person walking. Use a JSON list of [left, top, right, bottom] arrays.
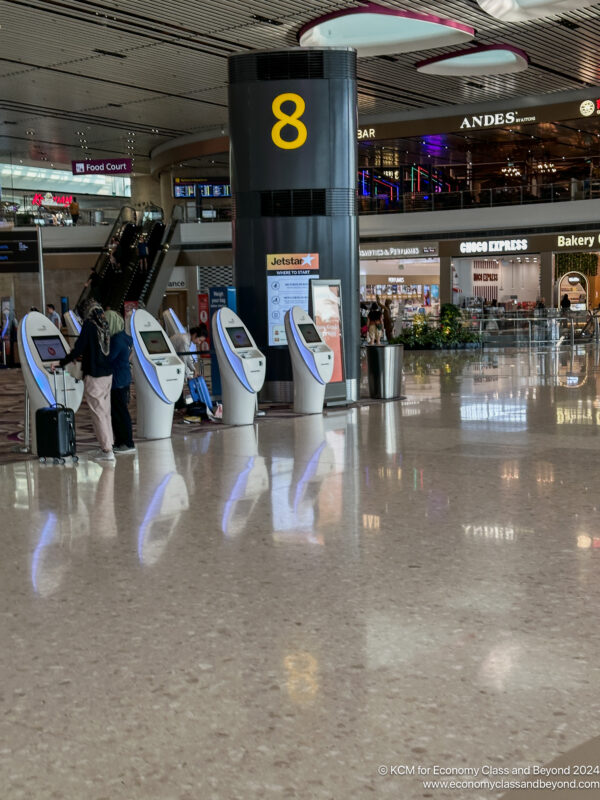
[[383, 298, 394, 342], [69, 197, 80, 226], [45, 303, 61, 328], [105, 311, 135, 455], [57, 299, 114, 461], [561, 293, 571, 312], [367, 301, 383, 345]]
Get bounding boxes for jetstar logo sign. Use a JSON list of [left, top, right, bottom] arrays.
[[266, 253, 319, 271]]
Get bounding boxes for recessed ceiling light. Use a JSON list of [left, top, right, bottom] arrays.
[[299, 5, 474, 57], [476, 0, 595, 21]]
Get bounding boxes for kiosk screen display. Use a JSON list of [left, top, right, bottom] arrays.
[[298, 323, 321, 344], [32, 336, 67, 362], [140, 330, 171, 355], [226, 327, 252, 349]]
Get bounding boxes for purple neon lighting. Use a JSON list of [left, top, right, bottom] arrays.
[[288, 312, 325, 385], [216, 310, 254, 393], [20, 315, 55, 405], [131, 310, 171, 404]]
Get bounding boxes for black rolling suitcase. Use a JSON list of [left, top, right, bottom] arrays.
[[36, 369, 78, 464]]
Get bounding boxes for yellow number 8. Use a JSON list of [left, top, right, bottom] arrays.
[[271, 92, 307, 150]]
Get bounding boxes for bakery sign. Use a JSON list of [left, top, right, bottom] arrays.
[[556, 233, 600, 249]]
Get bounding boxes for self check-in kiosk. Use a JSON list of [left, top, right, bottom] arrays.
[[131, 309, 184, 439], [64, 310, 82, 340], [18, 311, 84, 455], [211, 308, 265, 426], [284, 306, 334, 414]]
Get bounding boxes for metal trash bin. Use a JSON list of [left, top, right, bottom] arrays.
[[366, 344, 403, 399]]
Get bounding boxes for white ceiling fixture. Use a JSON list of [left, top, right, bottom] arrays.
[[476, 0, 597, 22], [298, 2, 474, 57], [416, 44, 529, 76]]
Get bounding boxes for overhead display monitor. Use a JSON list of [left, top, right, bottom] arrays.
[[140, 330, 171, 355], [226, 326, 252, 349], [298, 323, 322, 344], [32, 335, 67, 362], [0, 230, 40, 273]]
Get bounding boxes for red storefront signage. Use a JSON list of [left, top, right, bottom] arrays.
[[32, 192, 73, 206], [197, 293, 211, 353]]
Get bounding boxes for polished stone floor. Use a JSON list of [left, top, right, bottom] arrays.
[[3, 347, 600, 800]]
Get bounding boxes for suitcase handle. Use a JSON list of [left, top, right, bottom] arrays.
[[51, 367, 68, 409]]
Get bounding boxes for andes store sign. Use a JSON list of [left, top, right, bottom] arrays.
[[459, 111, 536, 129]]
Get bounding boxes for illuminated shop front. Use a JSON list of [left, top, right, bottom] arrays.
[[441, 231, 600, 309], [359, 240, 440, 315]]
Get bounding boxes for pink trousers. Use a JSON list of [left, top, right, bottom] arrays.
[[84, 375, 113, 451]]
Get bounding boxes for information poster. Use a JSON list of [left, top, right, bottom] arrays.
[[197, 293, 211, 352], [310, 280, 345, 387], [266, 253, 319, 346]]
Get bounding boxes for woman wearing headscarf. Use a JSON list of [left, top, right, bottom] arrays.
[[58, 299, 114, 461], [105, 310, 135, 454]]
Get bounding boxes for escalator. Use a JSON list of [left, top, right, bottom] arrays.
[[75, 204, 181, 316], [75, 205, 137, 312], [139, 218, 181, 316], [105, 216, 165, 312]]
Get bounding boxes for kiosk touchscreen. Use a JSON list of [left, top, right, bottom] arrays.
[[212, 308, 265, 425], [64, 310, 82, 340], [284, 306, 334, 414], [131, 309, 184, 440], [18, 311, 84, 455]]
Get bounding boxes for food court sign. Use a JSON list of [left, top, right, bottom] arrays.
[[71, 158, 132, 175]]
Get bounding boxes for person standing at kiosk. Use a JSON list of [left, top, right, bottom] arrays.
[[105, 311, 135, 455], [57, 300, 114, 462]]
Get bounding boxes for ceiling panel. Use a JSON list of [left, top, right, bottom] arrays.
[[0, 0, 599, 171]]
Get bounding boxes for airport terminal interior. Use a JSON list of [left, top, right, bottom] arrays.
[[3, 1, 600, 798]]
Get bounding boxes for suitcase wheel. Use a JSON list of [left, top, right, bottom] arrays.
[[39, 457, 46, 463], [72, 456, 79, 463]]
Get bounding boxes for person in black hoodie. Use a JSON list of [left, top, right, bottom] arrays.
[[105, 310, 135, 454], [58, 299, 114, 462]]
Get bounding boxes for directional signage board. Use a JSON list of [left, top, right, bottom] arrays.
[[0, 230, 39, 273]]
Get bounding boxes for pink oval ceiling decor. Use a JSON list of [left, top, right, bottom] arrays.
[[298, 3, 475, 58], [416, 45, 529, 76], [476, 0, 597, 22]]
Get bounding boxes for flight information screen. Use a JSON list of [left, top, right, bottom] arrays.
[[298, 323, 321, 343], [140, 330, 171, 355], [32, 335, 67, 362], [226, 327, 252, 349]]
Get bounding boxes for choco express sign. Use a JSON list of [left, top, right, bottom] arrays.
[[460, 238, 528, 255]]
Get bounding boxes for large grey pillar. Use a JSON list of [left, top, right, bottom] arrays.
[[228, 48, 359, 400]]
